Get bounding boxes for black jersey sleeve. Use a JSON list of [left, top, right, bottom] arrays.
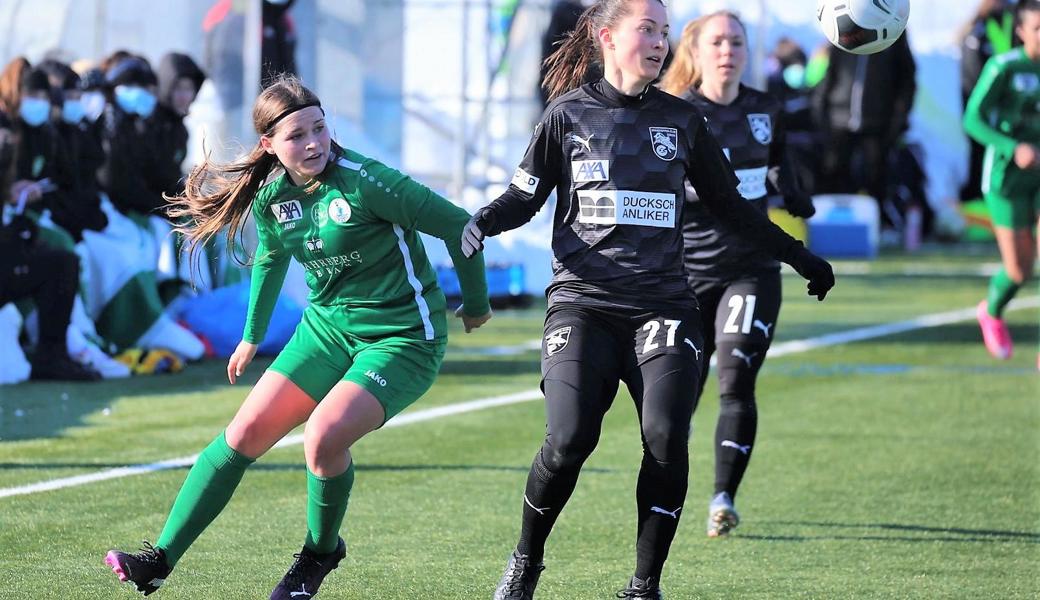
[[765, 112, 814, 218], [481, 107, 564, 235], [686, 119, 800, 261]]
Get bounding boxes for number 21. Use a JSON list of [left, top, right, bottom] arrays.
[[723, 294, 757, 334]]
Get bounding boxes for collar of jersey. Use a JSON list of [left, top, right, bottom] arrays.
[[588, 78, 653, 108]]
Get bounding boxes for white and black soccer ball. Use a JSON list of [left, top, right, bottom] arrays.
[[816, 0, 910, 55]]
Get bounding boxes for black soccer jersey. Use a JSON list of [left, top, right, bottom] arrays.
[[680, 85, 785, 283], [483, 79, 799, 312]]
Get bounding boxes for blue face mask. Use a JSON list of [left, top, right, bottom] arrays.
[[115, 86, 157, 118], [62, 99, 85, 124], [19, 97, 51, 127], [80, 91, 106, 122], [782, 64, 806, 90]]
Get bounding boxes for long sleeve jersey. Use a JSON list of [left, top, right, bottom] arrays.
[[480, 78, 801, 312], [963, 47, 1040, 155], [244, 148, 489, 344], [681, 85, 795, 283]]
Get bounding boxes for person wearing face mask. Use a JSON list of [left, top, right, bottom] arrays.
[[38, 59, 108, 240], [153, 52, 206, 198], [98, 55, 167, 218]]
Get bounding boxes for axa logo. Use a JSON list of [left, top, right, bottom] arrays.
[[271, 200, 303, 224], [649, 127, 678, 161], [571, 160, 609, 183], [365, 370, 387, 387]]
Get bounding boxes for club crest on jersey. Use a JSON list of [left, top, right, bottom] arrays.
[[271, 200, 303, 224], [649, 127, 678, 161], [329, 198, 352, 225], [571, 160, 609, 183], [747, 113, 773, 145], [311, 203, 329, 227], [1012, 73, 1039, 93], [545, 326, 572, 357]]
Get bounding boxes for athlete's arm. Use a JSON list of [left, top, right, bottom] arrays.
[[766, 111, 814, 218], [687, 120, 834, 299], [963, 56, 1018, 155], [461, 108, 565, 257], [359, 162, 491, 319], [242, 198, 291, 345]]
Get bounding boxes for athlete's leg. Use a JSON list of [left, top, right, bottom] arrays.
[[624, 310, 702, 585], [711, 274, 781, 502], [156, 372, 317, 566], [516, 309, 624, 563], [990, 226, 1035, 315]]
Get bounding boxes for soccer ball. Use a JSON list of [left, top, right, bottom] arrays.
[[816, 0, 910, 55]]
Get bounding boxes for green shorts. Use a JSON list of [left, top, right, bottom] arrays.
[[983, 157, 1040, 229], [269, 304, 447, 421]]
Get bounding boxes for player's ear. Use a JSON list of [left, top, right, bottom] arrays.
[[259, 135, 276, 155], [599, 26, 615, 50]]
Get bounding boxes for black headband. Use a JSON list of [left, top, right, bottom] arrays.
[[268, 100, 323, 130]]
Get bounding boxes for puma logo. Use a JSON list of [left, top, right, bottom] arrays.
[[290, 583, 312, 597], [721, 440, 751, 455], [650, 506, 682, 519], [752, 320, 773, 338], [731, 348, 758, 368], [572, 133, 593, 153], [684, 338, 702, 360], [524, 494, 551, 516]]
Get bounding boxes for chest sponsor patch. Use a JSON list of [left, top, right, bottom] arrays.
[[328, 198, 352, 225], [571, 160, 609, 183], [649, 127, 678, 161], [1012, 72, 1039, 93], [511, 167, 539, 194], [747, 113, 773, 145], [576, 190, 676, 228], [733, 166, 768, 200], [271, 200, 303, 224]]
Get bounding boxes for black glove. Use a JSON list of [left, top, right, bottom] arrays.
[[784, 193, 816, 219], [786, 243, 834, 301], [461, 208, 496, 258]]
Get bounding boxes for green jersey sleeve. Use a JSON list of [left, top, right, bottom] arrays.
[[243, 192, 292, 344], [963, 55, 1018, 155], [358, 160, 491, 318]]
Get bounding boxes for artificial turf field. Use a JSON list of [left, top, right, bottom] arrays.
[[0, 250, 1037, 599]]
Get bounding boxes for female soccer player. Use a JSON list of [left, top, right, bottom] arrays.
[[461, 1, 834, 597], [965, 0, 1040, 368], [659, 10, 816, 539], [105, 76, 492, 599]]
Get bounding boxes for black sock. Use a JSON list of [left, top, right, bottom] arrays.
[[714, 393, 757, 497], [515, 448, 582, 563], [634, 452, 689, 581]]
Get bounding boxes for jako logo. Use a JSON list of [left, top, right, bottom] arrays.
[[365, 370, 387, 387], [271, 200, 303, 223]]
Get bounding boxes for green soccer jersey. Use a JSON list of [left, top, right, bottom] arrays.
[[243, 148, 489, 343], [964, 47, 1040, 155]]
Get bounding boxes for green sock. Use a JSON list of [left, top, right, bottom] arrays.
[[305, 463, 355, 554], [986, 269, 1020, 318], [156, 432, 255, 566]]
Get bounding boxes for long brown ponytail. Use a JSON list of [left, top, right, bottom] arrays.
[[542, 0, 666, 102], [659, 10, 745, 96], [167, 75, 335, 268]]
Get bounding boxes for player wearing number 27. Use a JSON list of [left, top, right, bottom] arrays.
[[460, 1, 835, 597]]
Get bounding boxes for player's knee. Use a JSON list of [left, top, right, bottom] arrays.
[[542, 429, 598, 472], [224, 419, 272, 459], [641, 419, 690, 464]]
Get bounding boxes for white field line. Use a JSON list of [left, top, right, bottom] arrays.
[[1, 297, 1036, 500]]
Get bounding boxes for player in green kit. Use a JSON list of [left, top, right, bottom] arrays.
[[104, 76, 491, 599], [964, 0, 1040, 370]]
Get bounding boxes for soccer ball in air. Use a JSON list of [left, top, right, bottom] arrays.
[[816, 0, 910, 55]]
